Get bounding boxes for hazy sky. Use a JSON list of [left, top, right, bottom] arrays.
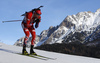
[[0, 0, 100, 45]]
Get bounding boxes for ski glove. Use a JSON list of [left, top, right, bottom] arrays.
[[35, 19, 40, 28], [35, 23, 39, 28]]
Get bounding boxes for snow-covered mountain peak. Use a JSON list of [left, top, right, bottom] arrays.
[[63, 9, 100, 32], [96, 8, 100, 13], [62, 11, 95, 27], [94, 8, 100, 17], [49, 26, 54, 29]]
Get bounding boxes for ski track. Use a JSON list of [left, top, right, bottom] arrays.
[[0, 43, 100, 63]]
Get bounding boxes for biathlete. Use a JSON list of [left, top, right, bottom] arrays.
[[21, 6, 43, 55]]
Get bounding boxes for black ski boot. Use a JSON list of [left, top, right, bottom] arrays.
[[30, 45, 37, 55], [22, 45, 28, 55]]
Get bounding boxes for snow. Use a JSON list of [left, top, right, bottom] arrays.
[[55, 26, 75, 43], [0, 42, 100, 63], [35, 37, 48, 47], [65, 9, 100, 38]]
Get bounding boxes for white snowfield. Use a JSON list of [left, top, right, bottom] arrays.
[[0, 42, 100, 63]]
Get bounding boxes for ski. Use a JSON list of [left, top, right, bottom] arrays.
[[17, 53, 48, 60], [17, 53, 56, 60], [31, 54, 57, 60]]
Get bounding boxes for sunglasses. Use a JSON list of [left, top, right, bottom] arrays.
[[36, 13, 41, 15]]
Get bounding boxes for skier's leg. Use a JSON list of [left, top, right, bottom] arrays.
[[29, 29, 37, 55], [22, 28, 30, 55], [30, 29, 36, 45], [23, 28, 30, 46]]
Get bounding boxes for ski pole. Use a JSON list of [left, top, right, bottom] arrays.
[[2, 20, 22, 23]]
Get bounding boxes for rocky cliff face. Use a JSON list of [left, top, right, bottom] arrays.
[[14, 8, 100, 47], [62, 9, 100, 46]]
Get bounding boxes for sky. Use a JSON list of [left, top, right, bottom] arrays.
[[0, 0, 100, 45]]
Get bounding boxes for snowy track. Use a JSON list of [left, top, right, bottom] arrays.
[[0, 42, 100, 63]]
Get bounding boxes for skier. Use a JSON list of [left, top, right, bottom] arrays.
[[21, 7, 42, 55]]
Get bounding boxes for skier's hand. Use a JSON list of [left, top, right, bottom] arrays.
[[35, 19, 40, 28], [35, 23, 39, 28]]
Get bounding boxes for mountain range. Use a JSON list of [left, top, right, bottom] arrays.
[[14, 8, 100, 47]]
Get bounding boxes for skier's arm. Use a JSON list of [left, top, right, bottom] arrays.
[[25, 12, 32, 28], [35, 16, 41, 28]]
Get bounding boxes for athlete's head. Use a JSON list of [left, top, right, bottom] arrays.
[[33, 9, 42, 18]]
